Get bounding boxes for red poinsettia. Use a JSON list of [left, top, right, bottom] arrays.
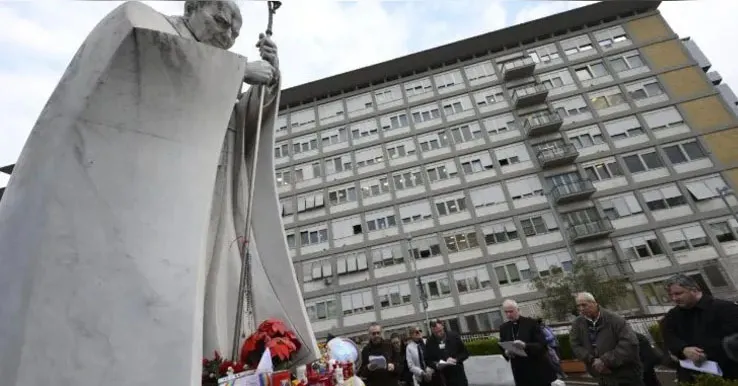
[[202, 351, 247, 385], [240, 318, 301, 369]]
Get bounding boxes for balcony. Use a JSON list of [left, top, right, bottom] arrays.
[[551, 179, 596, 204], [537, 144, 579, 169], [502, 56, 536, 81], [568, 219, 614, 243], [524, 111, 563, 137], [512, 84, 549, 109]]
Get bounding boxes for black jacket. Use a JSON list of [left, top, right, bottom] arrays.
[[425, 330, 470, 386], [661, 295, 738, 381], [359, 339, 401, 386], [499, 316, 557, 386]]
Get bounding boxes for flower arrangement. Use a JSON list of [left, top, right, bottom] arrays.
[[201, 318, 300, 385], [240, 318, 302, 370]]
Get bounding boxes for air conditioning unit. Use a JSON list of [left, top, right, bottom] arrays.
[[324, 278, 333, 286]]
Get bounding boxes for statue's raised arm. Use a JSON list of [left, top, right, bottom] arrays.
[[0, 2, 317, 386]]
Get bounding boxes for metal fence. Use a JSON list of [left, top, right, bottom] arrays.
[[459, 313, 666, 343]]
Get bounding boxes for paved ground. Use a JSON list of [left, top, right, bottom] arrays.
[[564, 369, 677, 386]]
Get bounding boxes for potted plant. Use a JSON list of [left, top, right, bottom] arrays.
[[202, 351, 246, 386], [241, 318, 302, 370]]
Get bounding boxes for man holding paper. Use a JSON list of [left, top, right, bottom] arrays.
[[359, 323, 402, 386], [498, 299, 557, 386], [661, 274, 738, 382], [425, 320, 470, 386]]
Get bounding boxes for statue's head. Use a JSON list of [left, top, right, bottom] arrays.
[[183, 1, 242, 50]]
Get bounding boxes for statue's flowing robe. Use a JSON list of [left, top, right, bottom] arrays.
[[0, 2, 317, 385]]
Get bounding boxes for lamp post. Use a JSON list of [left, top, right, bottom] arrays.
[[408, 235, 430, 335], [718, 186, 738, 225]]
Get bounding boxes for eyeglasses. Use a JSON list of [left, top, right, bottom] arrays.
[[370, 331, 382, 336]]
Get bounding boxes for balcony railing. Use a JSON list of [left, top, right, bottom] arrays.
[[524, 111, 563, 137], [568, 219, 615, 242], [512, 84, 549, 108], [536, 144, 579, 168], [551, 179, 596, 204], [502, 56, 536, 81]]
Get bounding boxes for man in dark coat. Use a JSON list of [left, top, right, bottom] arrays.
[[636, 332, 662, 386], [570, 292, 643, 386], [425, 320, 470, 386], [359, 322, 402, 386], [499, 299, 557, 386], [660, 274, 738, 382]]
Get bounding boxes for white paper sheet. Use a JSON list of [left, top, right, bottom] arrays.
[[368, 355, 387, 369], [679, 359, 723, 376]]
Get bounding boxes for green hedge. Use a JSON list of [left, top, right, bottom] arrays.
[[681, 375, 738, 386], [557, 334, 574, 360], [465, 338, 504, 356]]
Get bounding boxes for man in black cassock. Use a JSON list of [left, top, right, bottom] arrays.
[[425, 320, 470, 386], [499, 299, 557, 386]]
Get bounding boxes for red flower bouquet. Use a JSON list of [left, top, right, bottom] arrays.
[[241, 318, 301, 370], [202, 351, 245, 385]]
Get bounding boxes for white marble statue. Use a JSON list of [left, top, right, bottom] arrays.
[[0, 1, 318, 385]]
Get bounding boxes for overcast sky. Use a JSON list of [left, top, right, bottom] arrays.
[[1, 0, 737, 188]]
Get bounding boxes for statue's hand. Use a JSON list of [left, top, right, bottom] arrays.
[[243, 60, 277, 86], [256, 33, 279, 70]]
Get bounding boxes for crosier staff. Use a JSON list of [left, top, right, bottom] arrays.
[[231, 0, 283, 362]]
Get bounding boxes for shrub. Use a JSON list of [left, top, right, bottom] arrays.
[[649, 323, 663, 345], [557, 334, 574, 360], [680, 375, 738, 386], [466, 338, 504, 356]]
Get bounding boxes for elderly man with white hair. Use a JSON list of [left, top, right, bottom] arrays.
[[498, 299, 557, 386], [569, 292, 643, 386]]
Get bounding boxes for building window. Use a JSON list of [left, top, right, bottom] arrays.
[[290, 108, 316, 129], [300, 225, 329, 247], [539, 68, 575, 90], [296, 190, 325, 213], [328, 184, 357, 205], [444, 228, 479, 253], [380, 111, 410, 131], [371, 243, 405, 269], [552, 96, 591, 122], [365, 209, 397, 231], [642, 184, 687, 211], [640, 281, 671, 307], [469, 184, 505, 209], [404, 77, 433, 97], [317, 100, 344, 122], [578, 248, 621, 278], [294, 161, 322, 182], [354, 146, 384, 169], [392, 168, 424, 191], [495, 260, 531, 285], [520, 212, 558, 237], [377, 282, 412, 308], [435, 194, 467, 217], [663, 140, 707, 164], [560, 34, 595, 56], [574, 61, 609, 82], [662, 223, 710, 252], [341, 289, 374, 315], [642, 106, 685, 132], [346, 92, 374, 114], [275, 142, 289, 159], [533, 249, 572, 276], [303, 259, 332, 283], [399, 200, 433, 224], [331, 215, 363, 240], [280, 198, 295, 217], [450, 122, 483, 144], [276, 115, 288, 133], [464, 310, 504, 332], [411, 103, 442, 124], [434, 70, 464, 90], [600, 193, 643, 220], [360, 175, 390, 198], [426, 160, 458, 183], [410, 234, 442, 259], [321, 127, 348, 147], [454, 266, 492, 293], [443, 95, 473, 116], [386, 138, 417, 159], [583, 158, 623, 181], [375, 85, 403, 105], [568, 125, 605, 150], [336, 251, 369, 276], [481, 219, 519, 245], [276, 169, 292, 186], [422, 274, 452, 299], [603, 116, 645, 142], [527, 43, 562, 65], [709, 219, 738, 243], [618, 232, 665, 260], [473, 86, 506, 107], [494, 142, 530, 169], [626, 79, 666, 102], [589, 86, 626, 111], [460, 151, 495, 176], [285, 231, 296, 249], [464, 61, 497, 82], [684, 175, 729, 203], [350, 119, 379, 140], [562, 207, 600, 228], [418, 130, 450, 152], [609, 51, 645, 73], [593, 25, 630, 49], [483, 113, 519, 137], [306, 297, 338, 321], [622, 149, 664, 174], [324, 154, 352, 174], [506, 175, 544, 201]]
